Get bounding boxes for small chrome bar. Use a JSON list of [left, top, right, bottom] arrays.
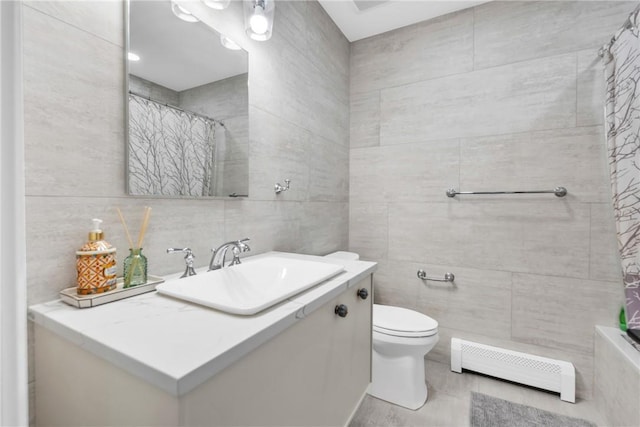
[[417, 269, 455, 283], [446, 186, 567, 198]]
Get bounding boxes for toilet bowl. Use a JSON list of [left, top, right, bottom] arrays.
[[323, 251, 439, 411], [371, 304, 438, 410]]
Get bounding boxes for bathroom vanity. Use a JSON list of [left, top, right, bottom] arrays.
[[30, 252, 376, 426]]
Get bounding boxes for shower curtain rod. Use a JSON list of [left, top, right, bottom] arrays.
[[128, 90, 225, 127], [598, 4, 640, 58]]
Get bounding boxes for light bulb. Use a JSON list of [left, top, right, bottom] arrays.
[[171, 0, 199, 23], [127, 52, 140, 61], [249, 11, 268, 34], [220, 35, 241, 50], [243, 0, 274, 41]]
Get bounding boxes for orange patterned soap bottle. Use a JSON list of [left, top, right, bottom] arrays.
[[76, 219, 117, 295]]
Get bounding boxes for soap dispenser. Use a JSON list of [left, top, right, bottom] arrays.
[[76, 218, 117, 295]]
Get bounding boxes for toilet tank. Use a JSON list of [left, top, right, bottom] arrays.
[[324, 251, 360, 261]]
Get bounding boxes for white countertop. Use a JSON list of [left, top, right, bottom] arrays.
[[29, 252, 377, 397]]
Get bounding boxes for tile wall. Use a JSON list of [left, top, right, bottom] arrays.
[[22, 0, 349, 423], [349, 1, 636, 399]]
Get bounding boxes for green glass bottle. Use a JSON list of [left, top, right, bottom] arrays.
[[619, 306, 628, 332], [123, 248, 147, 288]]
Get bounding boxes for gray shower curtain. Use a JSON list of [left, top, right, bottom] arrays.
[[128, 93, 221, 197], [604, 10, 640, 330]]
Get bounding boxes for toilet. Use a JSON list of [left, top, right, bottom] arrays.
[[324, 252, 439, 410]]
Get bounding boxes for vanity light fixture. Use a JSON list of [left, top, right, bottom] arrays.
[[243, 0, 275, 41], [127, 52, 140, 61], [203, 0, 231, 10], [220, 35, 241, 50], [171, 0, 200, 23]]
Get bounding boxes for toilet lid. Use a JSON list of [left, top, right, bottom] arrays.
[[373, 304, 438, 337]]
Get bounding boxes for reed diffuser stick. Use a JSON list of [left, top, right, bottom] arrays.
[[116, 207, 135, 249], [136, 206, 152, 249]]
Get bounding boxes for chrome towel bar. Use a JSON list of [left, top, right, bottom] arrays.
[[417, 269, 455, 283], [446, 186, 567, 198]]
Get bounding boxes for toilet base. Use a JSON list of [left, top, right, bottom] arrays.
[[368, 352, 428, 410]]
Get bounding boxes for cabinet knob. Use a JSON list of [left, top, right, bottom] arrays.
[[357, 288, 369, 300], [334, 304, 348, 318]]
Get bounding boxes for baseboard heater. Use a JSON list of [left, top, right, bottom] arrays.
[[451, 338, 575, 403]]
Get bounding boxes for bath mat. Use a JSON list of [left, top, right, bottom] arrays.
[[470, 392, 596, 427]]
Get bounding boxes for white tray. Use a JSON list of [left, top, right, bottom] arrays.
[[60, 275, 165, 308]]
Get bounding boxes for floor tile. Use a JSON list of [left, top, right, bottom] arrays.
[[350, 359, 604, 426]]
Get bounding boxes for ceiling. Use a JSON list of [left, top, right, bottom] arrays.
[[317, 0, 491, 42]]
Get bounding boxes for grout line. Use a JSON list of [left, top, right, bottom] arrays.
[[23, 3, 124, 49], [385, 202, 390, 260], [458, 138, 462, 190], [472, 6, 476, 71], [587, 203, 593, 280], [351, 122, 591, 151], [575, 54, 579, 128], [510, 272, 514, 341]]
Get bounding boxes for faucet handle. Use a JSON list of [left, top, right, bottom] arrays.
[[167, 247, 197, 278], [229, 238, 251, 266], [167, 247, 193, 257], [237, 238, 251, 252]]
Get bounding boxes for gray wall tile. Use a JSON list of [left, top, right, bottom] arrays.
[[350, 139, 460, 203], [248, 107, 310, 202], [577, 50, 605, 127], [590, 203, 622, 282], [299, 202, 349, 255], [249, 38, 348, 147], [24, 1, 124, 47], [460, 126, 609, 203], [349, 203, 388, 260], [23, 6, 125, 197], [350, 91, 380, 149], [388, 201, 591, 278], [398, 261, 512, 339], [308, 137, 349, 202], [474, 1, 637, 70], [350, 9, 474, 94], [380, 54, 577, 145], [512, 273, 621, 354], [223, 200, 303, 256], [372, 260, 421, 312]]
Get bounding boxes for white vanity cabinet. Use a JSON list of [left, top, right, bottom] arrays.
[[32, 257, 374, 427]]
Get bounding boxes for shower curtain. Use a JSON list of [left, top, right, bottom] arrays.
[[604, 10, 640, 330], [128, 93, 221, 197]]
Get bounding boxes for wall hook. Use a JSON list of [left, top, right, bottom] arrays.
[[275, 179, 290, 194]]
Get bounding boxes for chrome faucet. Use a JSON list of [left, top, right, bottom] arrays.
[[209, 238, 251, 271]]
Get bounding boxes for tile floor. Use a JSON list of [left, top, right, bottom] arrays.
[[349, 360, 605, 427]]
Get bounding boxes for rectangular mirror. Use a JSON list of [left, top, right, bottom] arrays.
[[126, 0, 249, 198]]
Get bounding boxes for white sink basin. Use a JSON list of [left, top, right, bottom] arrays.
[[155, 256, 345, 315]]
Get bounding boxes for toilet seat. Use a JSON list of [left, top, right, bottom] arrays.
[[373, 304, 438, 338]]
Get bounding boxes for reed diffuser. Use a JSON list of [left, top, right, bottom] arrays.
[[117, 206, 152, 287]]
